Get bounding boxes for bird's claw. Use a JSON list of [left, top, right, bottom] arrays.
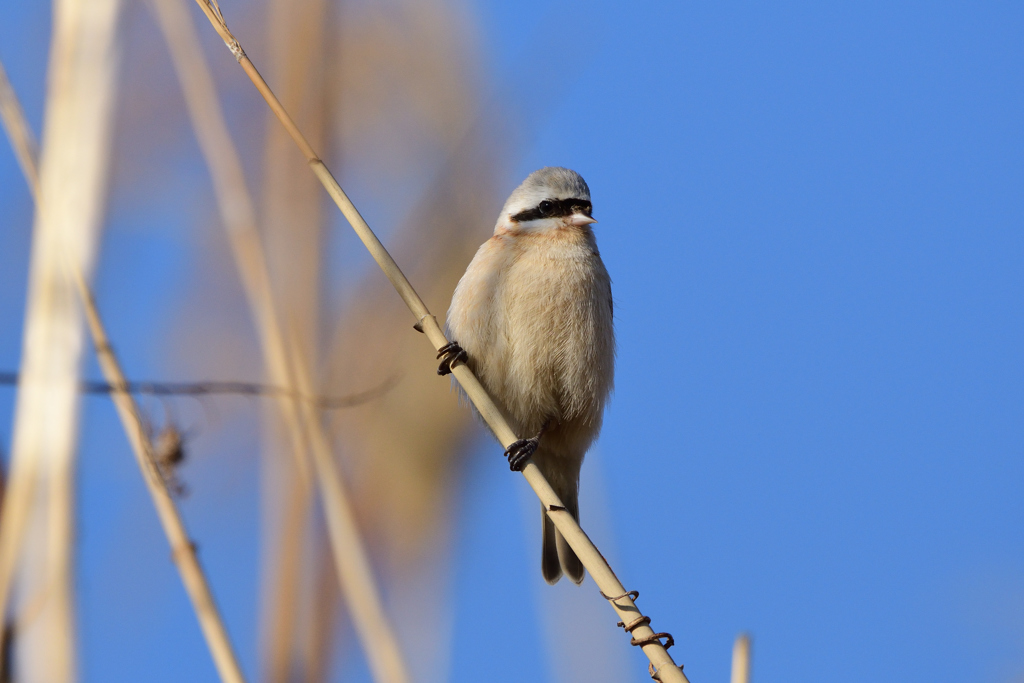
[[436, 341, 468, 376], [504, 437, 539, 472]]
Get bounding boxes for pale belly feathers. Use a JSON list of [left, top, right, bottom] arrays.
[[447, 226, 615, 452]]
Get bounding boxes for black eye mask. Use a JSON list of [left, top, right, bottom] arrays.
[[511, 198, 593, 223]]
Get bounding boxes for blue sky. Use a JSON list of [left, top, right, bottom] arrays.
[[2, 1, 1023, 682]]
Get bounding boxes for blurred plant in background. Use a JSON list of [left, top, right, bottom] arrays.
[[155, 0, 508, 679], [248, 0, 507, 678], [0, 0, 647, 680], [1, 0, 514, 679]]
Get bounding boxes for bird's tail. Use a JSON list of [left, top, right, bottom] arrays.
[[541, 487, 584, 585]]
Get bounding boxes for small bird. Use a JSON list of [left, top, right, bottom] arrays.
[[442, 167, 615, 584]]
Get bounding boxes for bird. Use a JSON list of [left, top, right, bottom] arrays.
[[441, 167, 615, 584]]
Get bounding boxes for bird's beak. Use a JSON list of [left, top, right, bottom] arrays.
[[568, 213, 597, 226]]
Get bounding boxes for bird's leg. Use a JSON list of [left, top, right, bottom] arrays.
[[436, 341, 468, 376], [504, 419, 552, 472]]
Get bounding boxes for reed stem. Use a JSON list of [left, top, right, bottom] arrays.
[[151, 0, 411, 680], [189, 2, 688, 679], [71, 265, 248, 683], [0, 54, 247, 683], [0, 61, 38, 200], [731, 633, 751, 683]]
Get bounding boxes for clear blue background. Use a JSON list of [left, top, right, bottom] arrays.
[[1, 1, 1022, 682]]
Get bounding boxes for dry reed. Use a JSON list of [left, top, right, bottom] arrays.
[[0, 61, 38, 200], [0, 51, 249, 683], [322, 0, 491, 566], [290, 329, 411, 683], [320, 6, 500, 675], [257, 0, 328, 675], [0, 52, 41, 679], [0, 0, 123, 677], [731, 633, 751, 683], [146, 0, 312, 487], [149, 1, 410, 680], [71, 265, 248, 683], [190, 2, 688, 680]]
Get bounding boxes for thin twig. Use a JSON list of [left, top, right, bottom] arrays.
[[70, 264, 247, 683], [0, 371, 397, 408], [151, 1, 412, 681], [189, 3, 688, 680]]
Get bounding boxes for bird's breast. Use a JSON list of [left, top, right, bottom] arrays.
[[494, 229, 615, 431]]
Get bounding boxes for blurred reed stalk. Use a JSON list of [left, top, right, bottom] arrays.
[[0, 61, 38, 200], [149, 1, 410, 681], [70, 266, 248, 683], [323, 0, 486, 570], [257, 0, 329, 676], [318, 3, 498, 676], [144, 5, 317, 680], [0, 54, 39, 644], [0, 49, 248, 683], [730, 633, 751, 683], [147, 0, 311, 495], [0, 0, 122, 679], [191, 2, 689, 680]]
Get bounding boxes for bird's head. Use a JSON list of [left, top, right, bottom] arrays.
[[496, 167, 596, 233]]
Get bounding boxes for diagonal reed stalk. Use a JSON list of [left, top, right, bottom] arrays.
[[144, 11, 320, 675], [0, 59, 247, 683], [0, 61, 38, 200], [148, 1, 411, 681], [145, 0, 311, 486], [71, 265, 248, 683], [190, 2, 689, 680]]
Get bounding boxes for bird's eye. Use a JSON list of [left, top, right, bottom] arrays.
[[538, 200, 553, 216]]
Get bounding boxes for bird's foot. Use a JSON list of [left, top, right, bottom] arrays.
[[504, 437, 539, 472], [436, 341, 468, 376]]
